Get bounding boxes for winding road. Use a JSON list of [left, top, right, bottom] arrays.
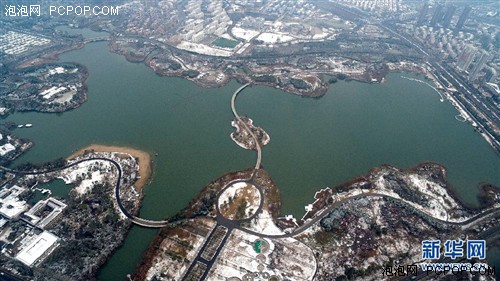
[[0, 157, 170, 228], [231, 83, 262, 172], [230, 189, 500, 240]]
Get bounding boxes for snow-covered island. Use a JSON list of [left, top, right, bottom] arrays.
[[230, 116, 270, 150]]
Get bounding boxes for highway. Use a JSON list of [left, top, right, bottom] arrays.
[[431, 62, 500, 152], [378, 20, 500, 153]]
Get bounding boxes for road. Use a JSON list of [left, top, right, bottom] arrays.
[[378, 20, 499, 153], [431, 62, 500, 152], [181, 175, 268, 280], [0, 158, 170, 228], [0, 270, 24, 281], [3, 157, 499, 280], [182, 84, 267, 279], [235, 192, 500, 239], [0, 83, 266, 280], [230, 83, 262, 172], [3, 82, 498, 279]]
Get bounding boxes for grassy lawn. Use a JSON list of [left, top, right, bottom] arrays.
[[212, 37, 239, 48]]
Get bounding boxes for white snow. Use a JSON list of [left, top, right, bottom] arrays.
[[58, 160, 111, 195], [312, 32, 329, 40], [177, 41, 233, 57], [15, 231, 58, 266], [231, 27, 260, 41], [146, 219, 216, 281], [256, 32, 294, 44], [218, 181, 247, 206], [372, 173, 452, 222], [0, 143, 15, 156], [218, 181, 261, 219], [407, 174, 458, 208], [247, 209, 285, 236]]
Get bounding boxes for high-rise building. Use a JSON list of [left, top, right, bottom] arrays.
[[430, 4, 443, 27], [442, 6, 456, 28], [470, 51, 491, 81], [484, 66, 497, 83], [455, 6, 471, 32], [417, 4, 429, 26], [457, 45, 477, 71]]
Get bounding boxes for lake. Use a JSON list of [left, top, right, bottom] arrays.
[[4, 33, 498, 280]]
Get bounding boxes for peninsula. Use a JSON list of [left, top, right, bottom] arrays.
[[0, 145, 152, 280]]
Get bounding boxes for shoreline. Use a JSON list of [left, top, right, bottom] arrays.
[[67, 144, 152, 191]]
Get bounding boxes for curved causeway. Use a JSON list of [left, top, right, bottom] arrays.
[[0, 83, 263, 229], [231, 83, 262, 172]]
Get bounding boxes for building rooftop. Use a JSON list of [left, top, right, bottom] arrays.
[[23, 197, 67, 228], [0, 185, 28, 219], [15, 231, 58, 266]]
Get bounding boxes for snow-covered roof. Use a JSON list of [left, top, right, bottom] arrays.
[[16, 231, 58, 266]]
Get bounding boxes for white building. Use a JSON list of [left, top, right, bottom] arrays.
[[23, 197, 67, 229], [15, 231, 59, 266], [0, 185, 28, 219], [39, 86, 67, 100], [0, 143, 16, 156]]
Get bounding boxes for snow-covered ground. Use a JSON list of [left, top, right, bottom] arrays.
[[209, 229, 316, 280], [209, 230, 264, 279], [256, 32, 295, 44], [319, 167, 488, 226], [247, 209, 285, 236], [372, 169, 473, 222], [177, 41, 233, 57], [218, 181, 261, 220], [146, 219, 216, 281], [231, 27, 260, 41], [406, 174, 459, 210], [371, 173, 450, 222], [312, 31, 330, 40], [58, 160, 111, 195], [218, 181, 247, 205]]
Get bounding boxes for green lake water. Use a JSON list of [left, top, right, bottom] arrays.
[[3, 29, 499, 280], [28, 179, 71, 205]]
